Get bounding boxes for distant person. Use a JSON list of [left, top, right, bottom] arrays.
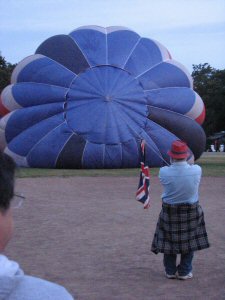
[[151, 140, 210, 280], [214, 140, 218, 152], [210, 144, 216, 152], [219, 144, 224, 152], [0, 151, 74, 300]]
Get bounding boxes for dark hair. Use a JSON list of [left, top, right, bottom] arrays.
[[0, 151, 16, 212]]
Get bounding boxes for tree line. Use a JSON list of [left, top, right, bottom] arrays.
[[0, 54, 224, 137], [192, 63, 225, 136], [0, 54, 16, 93]]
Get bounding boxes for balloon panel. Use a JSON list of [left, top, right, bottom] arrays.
[[7, 114, 64, 156], [12, 55, 76, 87], [82, 142, 105, 169], [107, 29, 140, 67], [5, 103, 64, 144], [36, 35, 89, 74], [145, 87, 195, 114], [148, 107, 205, 159], [9, 83, 66, 108], [124, 38, 169, 76], [69, 29, 107, 66], [55, 133, 86, 169], [138, 60, 192, 90], [27, 123, 74, 168]]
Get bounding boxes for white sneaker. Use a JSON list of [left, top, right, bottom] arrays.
[[165, 272, 177, 279], [178, 272, 193, 280]]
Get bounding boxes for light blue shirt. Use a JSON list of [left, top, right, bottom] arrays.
[[159, 161, 202, 204]]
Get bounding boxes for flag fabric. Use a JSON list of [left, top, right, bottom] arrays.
[[136, 140, 150, 208]]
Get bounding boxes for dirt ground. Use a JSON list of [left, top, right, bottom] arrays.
[[5, 176, 225, 300]]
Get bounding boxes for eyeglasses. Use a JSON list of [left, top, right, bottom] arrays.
[[11, 193, 26, 209]]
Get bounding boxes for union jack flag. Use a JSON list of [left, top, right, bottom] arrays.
[[136, 140, 150, 209]]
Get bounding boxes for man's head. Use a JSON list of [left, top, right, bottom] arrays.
[[0, 151, 16, 251], [168, 140, 189, 162]]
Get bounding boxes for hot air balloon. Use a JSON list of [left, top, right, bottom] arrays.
[[0, 26, 206, 168]]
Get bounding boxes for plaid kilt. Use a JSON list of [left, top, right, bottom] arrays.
[[151, 202, 210, 254]]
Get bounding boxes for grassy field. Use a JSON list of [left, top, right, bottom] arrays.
[[15, 152, 225, 178], [195, 152, 225, 177]]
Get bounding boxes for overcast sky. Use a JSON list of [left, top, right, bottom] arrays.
[[0, 0, 224, 72]]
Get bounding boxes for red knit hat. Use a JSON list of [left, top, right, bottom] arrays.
[[168, 140, 189, 159]]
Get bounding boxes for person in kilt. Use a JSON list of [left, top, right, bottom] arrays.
[[151, 140, 210, 280]]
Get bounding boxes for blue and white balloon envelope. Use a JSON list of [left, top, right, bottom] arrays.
[[0, 26, 206, 168]]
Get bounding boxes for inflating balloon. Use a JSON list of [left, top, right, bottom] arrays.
[[0, 26, 206, 168]]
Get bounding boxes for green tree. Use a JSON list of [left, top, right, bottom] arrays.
[[0, 53, 16, 93], [192, 63, 225, 136]]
